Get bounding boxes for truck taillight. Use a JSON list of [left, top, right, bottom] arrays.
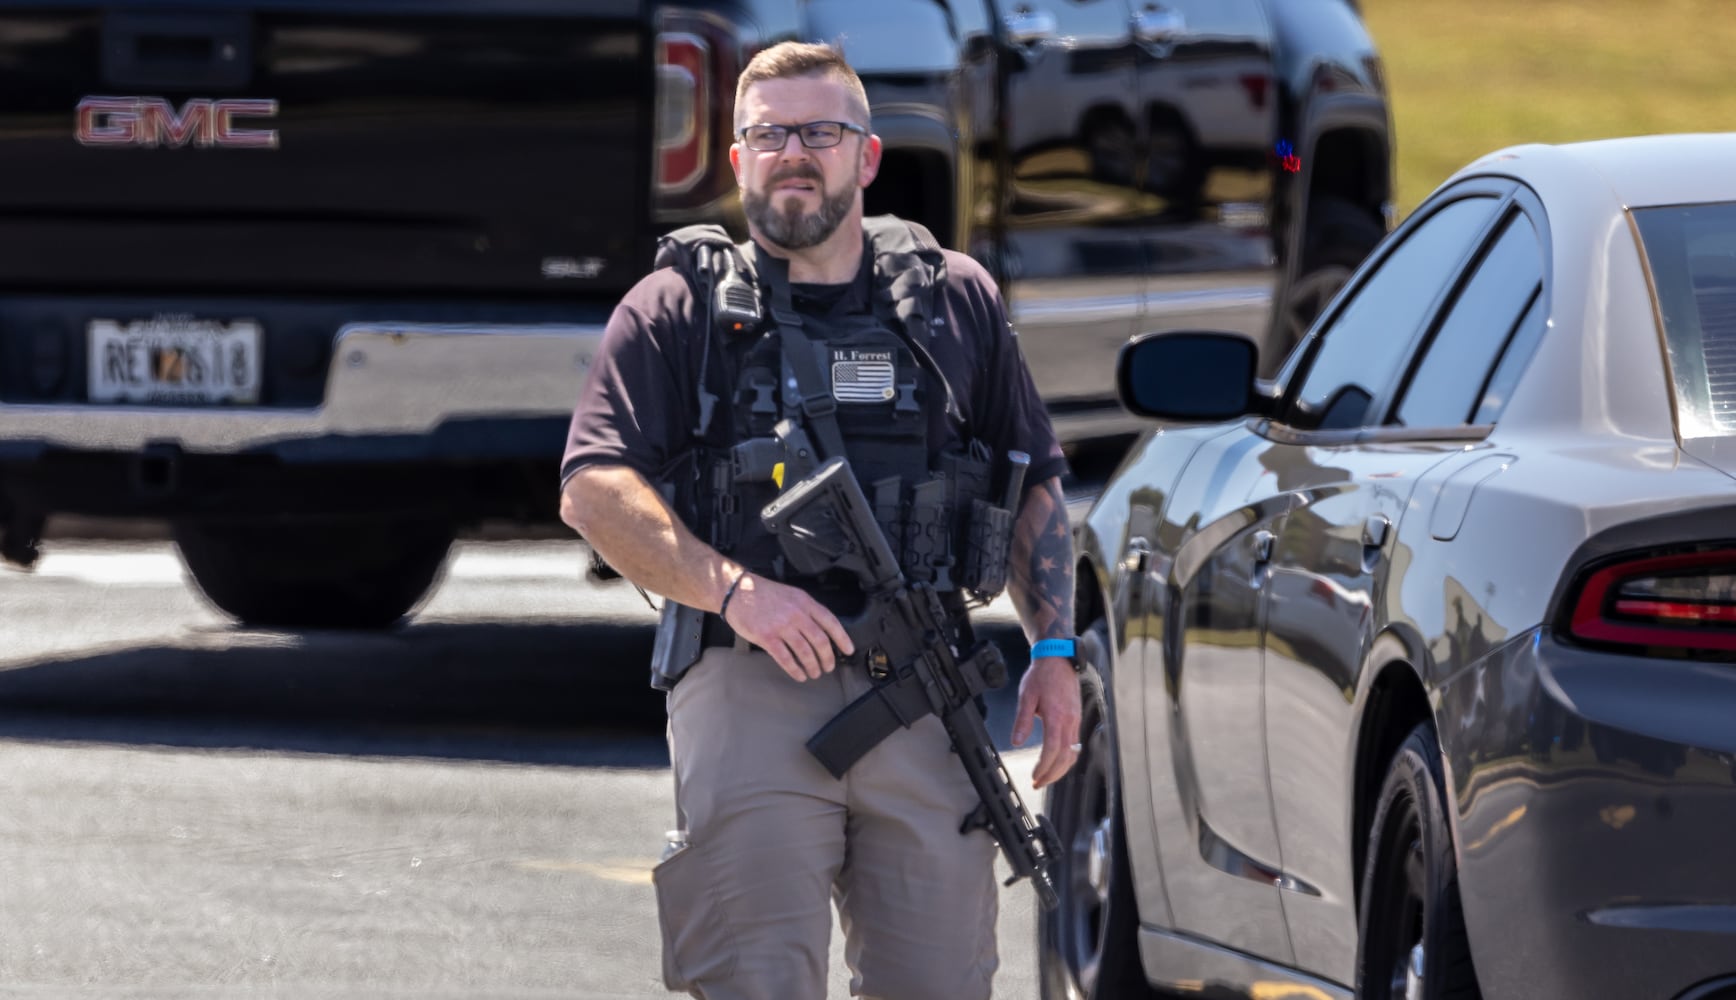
[[1566, 548, 1736, 654], [653, 10, 741, 213], [655, 31, 711, 194]]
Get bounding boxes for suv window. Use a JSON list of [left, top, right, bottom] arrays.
[[1391, 212, 1543, 428], [1288, 196, 1500, 430]]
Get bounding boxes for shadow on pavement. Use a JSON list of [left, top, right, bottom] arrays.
[[0, 618, 1036, 768]]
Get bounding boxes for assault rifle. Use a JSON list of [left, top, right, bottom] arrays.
[[761, 455, 1062, 910]]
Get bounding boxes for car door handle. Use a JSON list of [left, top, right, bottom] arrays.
[[1133, 4, 1186, 44], [1123, 536, 1152, 575], [1005, 5, 1058, 47], [1252, 529, 1275, 565], [1363, 514, 1390, 549]]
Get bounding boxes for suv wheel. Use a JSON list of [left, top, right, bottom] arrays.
[[174, 516, 454, 630], [1356, 723, 1483, 1000], [1038, 619, 1163, 1000]]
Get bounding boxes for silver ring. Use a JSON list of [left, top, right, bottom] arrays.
[[1068, 743, 1083, 752]]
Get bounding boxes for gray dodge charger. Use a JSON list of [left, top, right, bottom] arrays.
[[1042, 133, 1736, 1000]]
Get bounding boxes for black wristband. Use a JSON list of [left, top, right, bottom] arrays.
[[719, 569, 749, 621]]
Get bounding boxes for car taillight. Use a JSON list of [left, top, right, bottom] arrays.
[[1567, 549, 1736, 653], [655, 31, 711, 195]]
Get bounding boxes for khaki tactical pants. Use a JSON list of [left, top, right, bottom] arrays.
[[653, 645, 999, 1000]]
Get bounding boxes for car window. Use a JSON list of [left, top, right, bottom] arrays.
[[1391, 212, 1543, 428], [1288, 196, 1501, 430], [1471, 290, 1544, 425], [1633, 201, 1736, 437]]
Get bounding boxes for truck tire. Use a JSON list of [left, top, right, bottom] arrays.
[[173, 516, 454, 630]]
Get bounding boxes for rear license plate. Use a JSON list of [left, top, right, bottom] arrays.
[[88, 316, 263, 404]]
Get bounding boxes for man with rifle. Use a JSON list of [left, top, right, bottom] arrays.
[[559, 41, 1084, 1000]]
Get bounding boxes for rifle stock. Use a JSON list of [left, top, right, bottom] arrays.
[[760, 456, 902, 593]]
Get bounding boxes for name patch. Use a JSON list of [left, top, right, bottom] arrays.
[[830, 348, 896, 402]]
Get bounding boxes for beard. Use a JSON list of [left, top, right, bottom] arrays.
[[743, 167, 856, 250]]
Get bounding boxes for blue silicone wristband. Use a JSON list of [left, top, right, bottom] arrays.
[[1031, 638, 1076, 660]]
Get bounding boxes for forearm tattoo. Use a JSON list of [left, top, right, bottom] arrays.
[[1008, 477, 1075, 643]]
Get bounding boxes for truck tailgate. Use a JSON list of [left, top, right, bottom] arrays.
[[0, 1, 649, 297]]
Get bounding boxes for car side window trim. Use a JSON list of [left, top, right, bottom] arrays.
[[1272, 179, 1519, 422], [1357, 189, 1523, 427], [1379, 200, 1525, 418], [1372, 184, 1554, 435], [1256, 419, 1494, 447]]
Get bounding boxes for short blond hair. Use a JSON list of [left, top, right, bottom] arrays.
[[733, 42, 870, 132]]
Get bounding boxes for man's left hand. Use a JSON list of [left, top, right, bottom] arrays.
[[1011, 656, 1083, 789]]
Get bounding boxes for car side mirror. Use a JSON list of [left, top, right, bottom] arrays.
[[1116, 330, 1269, 422]]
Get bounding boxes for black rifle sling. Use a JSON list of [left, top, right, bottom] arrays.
[[865, 223, 966, 432], [746, 243, 851, 464], [692, 247, 720, 436]]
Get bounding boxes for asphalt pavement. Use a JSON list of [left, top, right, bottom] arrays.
[[0, 539, 1045, 999]]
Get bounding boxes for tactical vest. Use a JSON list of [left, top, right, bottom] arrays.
[[653, 217, 1000, 600]]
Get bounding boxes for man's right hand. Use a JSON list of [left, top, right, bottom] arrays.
[[722, 573, 855, 682]]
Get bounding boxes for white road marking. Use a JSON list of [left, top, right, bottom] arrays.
[[13, 542, 591, 587], [12, 547, 187, 585]]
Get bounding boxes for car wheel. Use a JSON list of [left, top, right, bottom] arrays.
[[1356, 723, 1483, 1000], [1275, 195, 1385, 365], [174, 515, 453, 630], [1038, 619, 1163, 1000]]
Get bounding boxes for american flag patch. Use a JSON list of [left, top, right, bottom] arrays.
[[831, 356, 897, 402]]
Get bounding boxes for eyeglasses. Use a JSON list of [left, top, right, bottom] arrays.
[[736, 120, 869, 152]]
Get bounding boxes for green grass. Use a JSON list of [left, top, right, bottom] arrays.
[[1361, 0, 1736, 218]]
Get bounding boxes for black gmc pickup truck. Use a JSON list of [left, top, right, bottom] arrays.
[[0, 0, 1391, 628]]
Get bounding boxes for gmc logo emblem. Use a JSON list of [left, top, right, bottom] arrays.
[[75, 96, 279, 149]]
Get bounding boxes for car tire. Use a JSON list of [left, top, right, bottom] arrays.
[[1274, 194, 1385, 366], [173, 515, 454, 630], [1038, 619, 1164, 1000], [1355, 723, 1483, 1000]]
